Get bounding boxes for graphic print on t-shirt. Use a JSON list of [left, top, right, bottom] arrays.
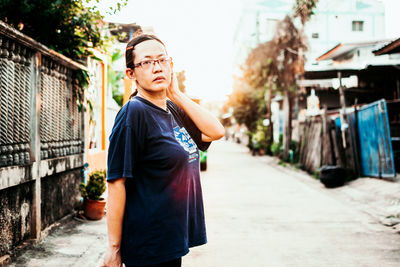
[[173, 126, 198, 163]]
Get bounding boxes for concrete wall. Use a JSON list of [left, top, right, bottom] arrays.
[[41, 169, 82, 230], [0, 181, 34, 256], [0, 156, 84, 255], [0, 21, 86, 257]]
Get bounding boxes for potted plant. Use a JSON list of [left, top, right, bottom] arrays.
[[79, 170, 107, 220]]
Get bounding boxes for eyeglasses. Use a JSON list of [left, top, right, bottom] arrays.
[[133, 57, 172, 70]]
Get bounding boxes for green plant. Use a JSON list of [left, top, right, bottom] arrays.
[[312, 170, 319, 179], [270, 142, 281, 156], [0, 0, 127, 63], [0, 0, 127, 111], [79, 170, 106, 200], [108, 49, 125, 107], [270, 133, 283, 156], [278, 160, 287, 167]]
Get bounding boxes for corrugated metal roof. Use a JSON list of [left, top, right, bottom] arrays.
[[373, 38, 400, 55], [316, 40, 392, 61]]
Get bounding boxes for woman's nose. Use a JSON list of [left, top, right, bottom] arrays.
[[152, 60, 163, 71]]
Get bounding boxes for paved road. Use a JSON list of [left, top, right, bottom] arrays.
[[183, 141, 400, 267], [10, 140, 400, 267]]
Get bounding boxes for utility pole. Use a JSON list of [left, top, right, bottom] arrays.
[[256, 11, 260, 45], [338, 71, 348, 150]]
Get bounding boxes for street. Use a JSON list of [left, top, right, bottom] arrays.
[[3, 2, 400, 267], [10, 140, 400, 267], [183, 141, 400, 267]]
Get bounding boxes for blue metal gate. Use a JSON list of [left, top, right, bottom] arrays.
[[357, 99, 396, 177]]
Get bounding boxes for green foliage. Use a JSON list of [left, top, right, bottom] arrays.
[[252, 118, 271, 152], [270, 134, 283, 156], [112, 93, 124, 107], [72, 69, 91, 112], [108, 49, 125, 107], [0, 0, 127, 109], [278, 160, 287, 167], [0, 0, 127, 63], [312, 170, 319, 179], [293, 0, 320, 25], [79, 170, 106, 200], [237, 2, 318, 158], [270, 142, 282, 157], [229, 81, 267, 133]]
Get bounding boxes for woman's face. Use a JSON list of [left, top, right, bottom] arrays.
[[128, 40, 172, 93]]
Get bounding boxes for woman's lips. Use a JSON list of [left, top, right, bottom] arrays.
[[153, 77, 166, 82]]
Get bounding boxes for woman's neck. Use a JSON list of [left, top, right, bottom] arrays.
[[137, 89, 167, 110]]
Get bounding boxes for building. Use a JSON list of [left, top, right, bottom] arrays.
[[374, 37, 400, 56], [84, 22, 156, 172], [301, 38, 400, 109], [233, 0, 386, 71], [296, 37, 400, 177], [107, 22, 155, 104]]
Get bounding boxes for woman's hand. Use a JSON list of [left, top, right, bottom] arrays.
[[165, 64, 224, 141], [166, 71, 183, 102], [101, 247, 122, 267]]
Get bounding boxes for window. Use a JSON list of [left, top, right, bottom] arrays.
[[352, 21, 364, 31], [312, 33, 319, 39]]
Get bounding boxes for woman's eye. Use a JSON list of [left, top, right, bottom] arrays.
[[142, 61, 152, 66], [159, 58, 166, 63]]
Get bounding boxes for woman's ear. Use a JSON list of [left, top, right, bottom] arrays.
[[126, 68, 136, 81]]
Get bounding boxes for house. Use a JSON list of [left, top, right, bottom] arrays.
[[298, 38, 400, 178], [300, 39, 400, 110], [233, 0, 385, 73], [84, 22, 155, 172]]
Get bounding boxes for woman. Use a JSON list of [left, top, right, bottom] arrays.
[[103, 34, 225, 267]]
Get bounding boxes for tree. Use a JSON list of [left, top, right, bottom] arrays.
[[272, 15, 308, 160], [0, 0, 127, 110], [279, 0, 319, 159], [234, 0, 319, 159], [228, 77, 267, 134], [241, 41, 279, 152], [0, 0, 127, 63], [239, 16, 307, 157], [293, 0, 319, 25]]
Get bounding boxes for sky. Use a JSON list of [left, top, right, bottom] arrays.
[[382, 0, 400, 38], [98, 0, 400, 102], [99, 0, 243, 102]]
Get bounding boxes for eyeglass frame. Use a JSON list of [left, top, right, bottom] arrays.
[[133, 57, 172, 70]]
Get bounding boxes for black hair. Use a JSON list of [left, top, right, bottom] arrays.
[[125, 34, 166, 98]]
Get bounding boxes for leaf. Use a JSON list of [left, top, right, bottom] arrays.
[[90, 55, 103, 62]]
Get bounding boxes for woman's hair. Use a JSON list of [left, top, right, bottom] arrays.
[[126, 34, 166, 98]]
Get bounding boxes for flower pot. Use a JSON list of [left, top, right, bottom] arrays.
[[83, 198, 106, 220], [319, 165, 347, 188]]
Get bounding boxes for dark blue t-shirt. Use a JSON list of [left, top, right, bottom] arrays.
[[107, 96, 211, 266]]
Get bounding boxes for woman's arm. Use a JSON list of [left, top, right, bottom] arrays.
[[167, 74, 225, 142], [102, 178, 126, 267]]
